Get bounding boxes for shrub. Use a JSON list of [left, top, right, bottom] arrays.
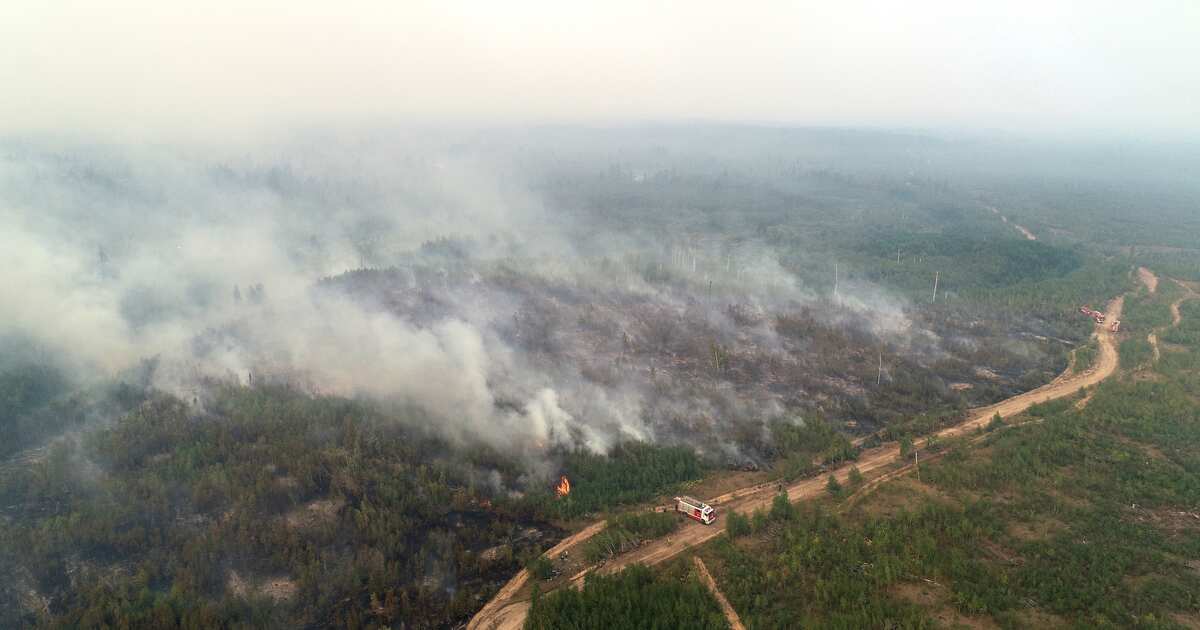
[[726, 510, 752, 539], [826, 474, 843, 498], [527, 554, 554, 581], [848, 465, 864, 486]]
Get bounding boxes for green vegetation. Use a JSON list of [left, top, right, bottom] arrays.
[[0, 360, 148, 461], [0, 386, 558, 628], [705, 374, 1200, 627], [0, 382, 715, 628], [695, 283, 1200, 628], [547, 443, 706, 519], [770, 418, 858, 479], [1072, 339, 1097, 373], [525, 562, 728, 630], [858, 232, 1082, 295], [1123, 281, 1181, 331], [527, 555, 555, 581], [1026, 396, 1074, 419], [847, 465, 864, 487], [1162, 300, 1200, 347], [581, 512, 679, 563], [725, 510, 752, 540], [1119, 337, 1156, 368], [7, 136, 1197, 630]]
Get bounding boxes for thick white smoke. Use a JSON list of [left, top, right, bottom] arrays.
[[0, 138, 617, 453]]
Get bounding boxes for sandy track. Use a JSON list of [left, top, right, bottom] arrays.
[[1013, 224, 1037, 241], [693, 556, 746, 630], [986, 204, 1037, 240], [1139, 267, 1159, 294], [1143, 268, 1163, 361], [1168, 278, 1197, 326], [467, 521, 606, 630], [1143, 272, 1197, 365], [601, 296, 1123, 572], [468, 296, 1123, 630]]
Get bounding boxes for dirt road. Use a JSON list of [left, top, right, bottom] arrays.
[[467, 521, 606, 630], [1143, 271, 1197, 365], [469, 296, 1124, 630], [1139, 267, 1159, 294], [693, 557, 746, 630], [986, 205, 1037, 241], [1013, 224, 1037, 241], [1168, 278, 1197, 327]]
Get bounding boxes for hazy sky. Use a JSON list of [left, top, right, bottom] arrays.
[[3, 1, 1197, 137]]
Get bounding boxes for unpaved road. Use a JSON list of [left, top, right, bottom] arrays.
[[986, 205, 1037, 241], [468, 521, 606, 630], [470, 297, 1123, 630], [1012, 223, 1037, 241], [1169, 278, 1197, 327], [1143, 268, 1162, 361], [693, 556, 746, 630], [1147, 276, 1200, 362], [1139, 267, 1159, 294], [1142, 270, 1197, 365]]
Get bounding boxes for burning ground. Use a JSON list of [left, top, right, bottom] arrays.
[[0, 130, 1113, 628]]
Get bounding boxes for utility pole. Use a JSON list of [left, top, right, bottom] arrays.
[[931, 271, 939, 304], [834, 263, 839, 300], [877, 348, 883, 386]]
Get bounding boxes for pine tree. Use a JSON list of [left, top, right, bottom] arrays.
[[826, 474, 843, 497]]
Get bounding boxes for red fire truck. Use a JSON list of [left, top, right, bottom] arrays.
[[674, 496, 716, 525]]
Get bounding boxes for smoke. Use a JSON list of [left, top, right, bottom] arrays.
[[0, 135, 612, 454], [0, 129, 954, 461]]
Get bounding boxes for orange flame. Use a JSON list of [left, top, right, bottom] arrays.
[[555, 475, 571, 498]]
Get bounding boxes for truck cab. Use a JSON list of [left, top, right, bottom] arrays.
[[674, 496, 716, 525]]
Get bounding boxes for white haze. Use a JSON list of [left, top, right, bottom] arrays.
[[2, 1, 1197, 139], [1, 133, 935, 457], [0, 139, 641, 454]]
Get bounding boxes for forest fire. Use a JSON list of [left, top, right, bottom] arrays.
[[555, 475, 571, 498]]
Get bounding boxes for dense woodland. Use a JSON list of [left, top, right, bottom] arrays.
[[3, 130, 1199, 629], [524, 562, 727, 630], [0, 378, 719, 628], [528, 280, 1200, 628]]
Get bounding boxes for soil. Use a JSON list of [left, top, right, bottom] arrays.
[[1138, 267, 1159, 294], [692, 556, 746, 630]]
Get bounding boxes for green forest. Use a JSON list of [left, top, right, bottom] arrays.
[[532, 280, 1200, 629], [0, 383, 708, 629], [3, 128, 1198, 630], [525, 562, 728, 630]]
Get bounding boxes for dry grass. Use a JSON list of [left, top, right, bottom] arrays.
[[889, 581, 999, 629], [851, 477, 952, 519], [1173, 612, 1200, 630], [283, 497, 344, 529], [1007, 517, 1068, 543], [227, 570, 298, 602]]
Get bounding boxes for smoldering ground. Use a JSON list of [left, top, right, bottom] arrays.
[[0, 135, 608, 454], [0, 130, 1060, 475]]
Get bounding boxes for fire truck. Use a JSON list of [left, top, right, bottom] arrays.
[[674, 496, 716, 525], [1079, 306, 1105, 324]]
